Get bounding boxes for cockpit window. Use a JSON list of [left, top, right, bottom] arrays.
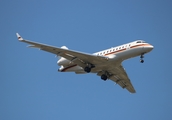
[[136, 40, 146, 43]]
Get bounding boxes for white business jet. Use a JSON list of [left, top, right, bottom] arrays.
[[16, 33, 153, 93]]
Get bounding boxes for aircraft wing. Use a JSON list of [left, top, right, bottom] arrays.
[[107, 65, 136, 93], [16, 33, 108, 68]]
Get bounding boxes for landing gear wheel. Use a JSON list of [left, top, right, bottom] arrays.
[[140, 59, 144, 63], [140, 54, 144, 63], [84, 67, 91, 73], [101, 74, 107, 81], [140, 55, 144, 59]]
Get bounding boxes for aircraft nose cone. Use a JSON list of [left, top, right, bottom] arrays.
[[144, 44, 154, 53], [149, 45, 154, 50]]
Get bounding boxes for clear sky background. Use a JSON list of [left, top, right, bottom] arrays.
[[1, 0, 172, 120]]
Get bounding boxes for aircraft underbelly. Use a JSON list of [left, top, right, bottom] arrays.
[[118, 46, 143, 60]]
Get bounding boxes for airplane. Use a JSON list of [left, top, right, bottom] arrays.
[[16, 33, 154, 93]]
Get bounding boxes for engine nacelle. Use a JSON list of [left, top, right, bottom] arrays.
[[57, 57, 71, 66]]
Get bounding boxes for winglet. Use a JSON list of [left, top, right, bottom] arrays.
[[16, 33, 24, 41]]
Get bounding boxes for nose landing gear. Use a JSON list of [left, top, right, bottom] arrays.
[[140, 54, 144, 63]]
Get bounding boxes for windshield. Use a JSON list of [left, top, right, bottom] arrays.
[[136, 40, 146, 43]]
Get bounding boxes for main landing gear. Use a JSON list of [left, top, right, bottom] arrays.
[[84, 66, 108, 81], [84, 66, 91, 73], [101, 74, 108, 81], [84, 64, 108, 81], [84, 64, 95, 73], [140, 54, 144, 63], [100, 71, 110, 81]]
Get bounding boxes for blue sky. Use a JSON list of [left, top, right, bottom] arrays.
[[1, 0, 172, 120]]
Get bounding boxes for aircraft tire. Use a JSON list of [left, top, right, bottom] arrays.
[[101, 74, 107, 81], [140, 59, 144, 63], [84, 67, 91, 73]]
